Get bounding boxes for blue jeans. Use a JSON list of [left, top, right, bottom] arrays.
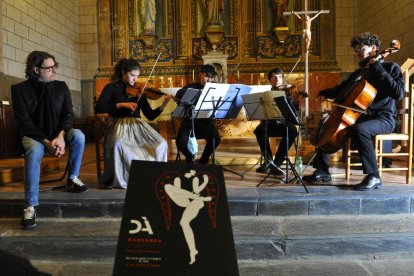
[[22, 129, 85, 206]]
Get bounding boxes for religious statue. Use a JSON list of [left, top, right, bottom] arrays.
[[141, 0, 156, 34], [274, 0, 289, 27], [292, 10, 323, 53], [203, 0, 225, 26]]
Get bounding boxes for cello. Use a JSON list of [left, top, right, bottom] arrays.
[[310, 40, 401, 154]]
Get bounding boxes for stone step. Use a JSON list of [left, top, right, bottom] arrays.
[[28, 258, 414, 276], [2, 215, 414, 275], [1, 185, 414, 218]]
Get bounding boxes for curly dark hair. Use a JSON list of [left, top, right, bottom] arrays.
[[111, 58, 141, 81], [267, 68, 284, 81], [25, 51, 58, 80], [350, 32, 381, 50]]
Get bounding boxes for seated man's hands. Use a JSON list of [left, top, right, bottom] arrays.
[[44, 131, 66, 157]]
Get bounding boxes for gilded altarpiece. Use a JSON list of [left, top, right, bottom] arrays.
[[97, 0, 339, 138]]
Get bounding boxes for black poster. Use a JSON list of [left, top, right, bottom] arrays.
[[113, 161, 239, 276]]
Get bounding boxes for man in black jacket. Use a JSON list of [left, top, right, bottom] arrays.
[[175, 64, 221, 164], [11, 51, 89, 229], [254, 68, 299, 177], [303, 32, 405, 190]]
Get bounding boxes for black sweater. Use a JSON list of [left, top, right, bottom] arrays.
[[95, 80, 162, 120]]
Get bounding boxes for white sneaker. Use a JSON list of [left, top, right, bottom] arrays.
[[20, 206, 36, 229], [66, 176, 89, 193]]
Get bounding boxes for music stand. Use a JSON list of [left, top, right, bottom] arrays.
[[172, 88, 202, 163], [273, 96, 308, 193], [241, 90, 286, 177], [194, 83, 250, 178]]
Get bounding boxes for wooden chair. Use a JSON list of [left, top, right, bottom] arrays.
[[374, 83, 413, 184], [346, 83, 413, 184], [93, 78, 111, 179]]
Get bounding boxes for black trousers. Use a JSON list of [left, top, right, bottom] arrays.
[[254, 120, 298, 166], [176, 119, 221, 164], [313, 115, 395, 174]]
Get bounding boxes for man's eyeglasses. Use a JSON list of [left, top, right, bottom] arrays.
[[38, 64, 58, 72], [354, 46, 371, 54]]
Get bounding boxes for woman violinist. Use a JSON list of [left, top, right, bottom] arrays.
[[303, 32, 405, 191], [95, 58, 171, 189]]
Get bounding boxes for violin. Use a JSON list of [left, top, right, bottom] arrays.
[[280, 85, 308, 98], [276, 84, 308, 106], [126, 83, 166, 100]]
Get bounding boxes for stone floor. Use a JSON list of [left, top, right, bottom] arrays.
[[0, 142, 413, 275]]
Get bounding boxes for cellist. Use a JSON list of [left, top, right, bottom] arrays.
[[303, 32, 405, 191]]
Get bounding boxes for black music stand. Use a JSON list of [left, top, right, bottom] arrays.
[[172, 88, 202, 163], [194, 83, 249, 178], [271, 96, 308, 193], [241, 91, 286, 178]]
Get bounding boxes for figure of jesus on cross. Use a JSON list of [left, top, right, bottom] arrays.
[[283, 7, 329, 117], [292, 10, 323, 53]]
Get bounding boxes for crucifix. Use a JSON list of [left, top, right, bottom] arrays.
[[283, 3, 329, 118]]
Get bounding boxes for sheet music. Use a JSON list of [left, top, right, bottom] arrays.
[[159, 87, 180, 97], [247, 85, 272, 94], [241, 90, 286, 120]]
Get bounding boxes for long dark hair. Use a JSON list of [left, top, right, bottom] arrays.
[[111, 58, 141, 82], [25, 51, 58, 80]]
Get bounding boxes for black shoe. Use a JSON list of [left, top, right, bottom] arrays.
[[270, 166, 285, 177], [256, 163, 270, 173], [66, 177, 89, 193], [354, 174, 382, 191], [20, 206, 36, 229], [302, 169, 332, 183]]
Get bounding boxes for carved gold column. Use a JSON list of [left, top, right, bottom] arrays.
[[176, 0, 190, 60], [112, 0, 128, 60], [97, 0, 112, 67], [241, 0, 254, 58]]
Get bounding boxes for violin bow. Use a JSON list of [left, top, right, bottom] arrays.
[[281, 55, 302, 87], [323, 99, 368, 114], [136, 51, 162, 104]]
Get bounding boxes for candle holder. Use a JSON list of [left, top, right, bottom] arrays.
[[259, 73, 265, 85], [168, 77, 173, 88], [159, 76, 164, 88]]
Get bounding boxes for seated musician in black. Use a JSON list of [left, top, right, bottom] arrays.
[[254, 68, 300, 176], [175, 64, 221, 164], [303, 32, 405, 190]]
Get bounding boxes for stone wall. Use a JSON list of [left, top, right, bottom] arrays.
[[356, 0, 414, 68], [0, 0, 98, 119], [79, 0, 98, 80], [335, 0, 414, 73]]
